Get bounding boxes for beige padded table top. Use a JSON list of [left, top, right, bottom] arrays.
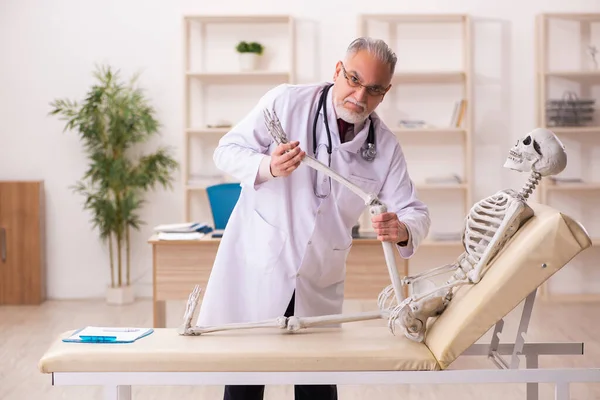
[[38, 324, 440, 374]]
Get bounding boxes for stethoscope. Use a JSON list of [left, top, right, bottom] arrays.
[[312, 83, 377, 164], [312, 83, 377, 198]]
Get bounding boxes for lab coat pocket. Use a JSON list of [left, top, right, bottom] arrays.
[[319, 242, 352, 287], [246, 209, 287, 274]]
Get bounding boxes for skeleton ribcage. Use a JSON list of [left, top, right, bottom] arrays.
[[462, 191, 513, 268]]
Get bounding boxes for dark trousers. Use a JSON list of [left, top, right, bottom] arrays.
[[223, 291, 338, 400]]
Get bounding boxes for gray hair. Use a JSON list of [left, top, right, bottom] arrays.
[[345, 37, 397, 75]]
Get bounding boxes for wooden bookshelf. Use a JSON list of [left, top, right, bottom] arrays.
[[182, 14, 296, 221], [357, 13, 472, 253], [535, 12, 600, 302]]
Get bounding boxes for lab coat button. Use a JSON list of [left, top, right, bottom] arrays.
[[308, 241, 312, 245]]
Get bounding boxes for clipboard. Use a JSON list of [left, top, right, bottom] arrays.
[[63, 326, 154, 344]]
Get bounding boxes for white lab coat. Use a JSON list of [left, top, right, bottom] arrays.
[[196, 82, 430, 327]]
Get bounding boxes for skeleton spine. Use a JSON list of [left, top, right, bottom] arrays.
[[519, 172, 541, 199]]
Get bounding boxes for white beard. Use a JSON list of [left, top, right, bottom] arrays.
[[334, 96, 369, 124]]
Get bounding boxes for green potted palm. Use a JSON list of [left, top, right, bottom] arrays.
[[236, 41, 264, 71], [49, 65, 179, 305]]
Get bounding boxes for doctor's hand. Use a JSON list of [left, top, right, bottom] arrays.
[[270, 141, 306, 178], [371, 212, 409, 244]]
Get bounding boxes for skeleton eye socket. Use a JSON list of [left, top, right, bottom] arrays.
[[533, 140, 542, 155], [523, 135, 531, 145]]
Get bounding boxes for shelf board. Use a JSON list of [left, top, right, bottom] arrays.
[[416, 183, 468, 190], [186, 127, 229, 135], [188, 127, 468, 136], [186, 71, 290, 83], [548, 126, 600, 134], [543, 70, 600, 79], [543, 182, 600, 191], [361, 14, 466, 23], [393, 71, 465, 84], [541, 13, 600, 22], [184, 15, 291, 24], [352, 236, 463, 247], [393, 127, 465, 135], [540, 293, 600, 303]]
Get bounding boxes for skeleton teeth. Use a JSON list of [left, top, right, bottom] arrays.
[[507, 155, 522, 163]]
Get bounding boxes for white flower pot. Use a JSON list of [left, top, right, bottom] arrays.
[[106, 285, 135, 305], [239, 53, 260, 71]]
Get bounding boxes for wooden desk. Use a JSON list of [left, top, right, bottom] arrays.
[[148, 235, 407, 328]]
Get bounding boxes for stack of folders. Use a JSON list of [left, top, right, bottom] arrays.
[[153, 222, 213, 241]]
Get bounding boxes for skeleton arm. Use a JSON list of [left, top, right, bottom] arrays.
[[264, 108, 405, 305]]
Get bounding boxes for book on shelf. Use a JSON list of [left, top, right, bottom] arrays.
[[450, 99, 467, 128], [397, 119, 432, 129]]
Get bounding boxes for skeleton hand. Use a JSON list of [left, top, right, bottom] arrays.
[[270, 141, 306, 177], [371, 213, 409, 243]]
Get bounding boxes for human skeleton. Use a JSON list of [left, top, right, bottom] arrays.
[[179, 112, 567, 343]]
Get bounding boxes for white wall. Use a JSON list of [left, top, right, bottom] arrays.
[[1, 0, 599, 300]]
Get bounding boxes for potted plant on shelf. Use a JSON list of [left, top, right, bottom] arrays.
[[49, 64, 179, 305], [236, 41, 264, 71]]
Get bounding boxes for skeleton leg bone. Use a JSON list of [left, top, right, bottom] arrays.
[[184, 310, 390, 336], [285, 311, 389, 332], [186, 317, 289, 335]]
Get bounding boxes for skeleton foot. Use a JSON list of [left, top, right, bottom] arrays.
[[178, 285, 203, 335], [386, 283, 455, 342], [388, 301, 426, 342]]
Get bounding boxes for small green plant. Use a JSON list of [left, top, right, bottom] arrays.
[[49, 64, 179, 289], [235, 41, 264, 55]]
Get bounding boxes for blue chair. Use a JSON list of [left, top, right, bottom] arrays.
[[206, 183, 242, 233]]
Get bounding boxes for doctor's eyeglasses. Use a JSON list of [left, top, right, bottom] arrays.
[[340, 63, 389, 97]]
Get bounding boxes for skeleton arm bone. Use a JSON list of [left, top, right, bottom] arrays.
[[264, 108, 405, 304], [401, 261, 461, 286], [263, 109, 375, 205]]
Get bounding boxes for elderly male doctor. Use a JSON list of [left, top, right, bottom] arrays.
[[197, 37, 430, 400]]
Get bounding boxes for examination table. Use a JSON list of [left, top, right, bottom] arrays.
[[38, 202, 600, 399]]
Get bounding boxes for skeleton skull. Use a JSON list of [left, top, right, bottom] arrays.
[[503, 128, 567, 176]]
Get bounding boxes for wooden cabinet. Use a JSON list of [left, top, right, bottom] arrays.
[[0, 181, 46, 304]]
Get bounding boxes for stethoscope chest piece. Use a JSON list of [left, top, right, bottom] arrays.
[[361, 142, 376, 162]]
